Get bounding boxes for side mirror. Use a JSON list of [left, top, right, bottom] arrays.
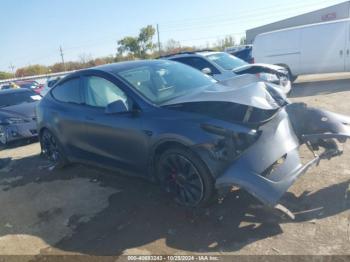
[[201, 67, 212, 75], [105, 100, 128, 114]]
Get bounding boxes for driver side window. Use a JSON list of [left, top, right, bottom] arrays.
[[83, 76, 130, 109]]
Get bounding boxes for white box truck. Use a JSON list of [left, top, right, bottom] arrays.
[[252, 19, 350, 81]]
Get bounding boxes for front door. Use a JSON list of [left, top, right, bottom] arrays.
[[80, 74, 149, 173]]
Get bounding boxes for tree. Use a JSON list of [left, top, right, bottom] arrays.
[[240, 36, 246, 45], [164, 39, 181, 53], [15, 64, 48, 77], [138, 25, 156, 57], [117, 25, 156, 58], [117, 37, 140, 57], [78, 53, 93, 65], [0, 71, 14, 80], [216, 36, 235, 50]]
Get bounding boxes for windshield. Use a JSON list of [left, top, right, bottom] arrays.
[[0, 91, 41, 108], [117, 61, 216, 104], [206, 52, 247, 70]]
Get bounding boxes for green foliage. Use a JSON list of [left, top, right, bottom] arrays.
[[7, 25, 247, 77], [117, 25, 156, 58], [0, 71, 14, 80], [117, 37, 140, 56], [16, 64, 48, 77], [215, 36, 236, 50]]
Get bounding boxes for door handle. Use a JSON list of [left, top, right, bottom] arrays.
[[347, 49, 349, 56], [340, 50, 344, 56]]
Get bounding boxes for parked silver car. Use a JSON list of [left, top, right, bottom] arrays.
[[162, 51, 292, 95]]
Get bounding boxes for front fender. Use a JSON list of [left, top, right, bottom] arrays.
[[215, 103, 350, 206]]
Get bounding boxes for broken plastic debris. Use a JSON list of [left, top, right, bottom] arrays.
[[272, 247, 280, 254], [208, 242, 218, 248], [274, 204, 295, 220]]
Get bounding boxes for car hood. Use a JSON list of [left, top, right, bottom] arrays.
[[0, 102, 38, 120], [232, 63, 287, 75], [161, 81, 280, 110]]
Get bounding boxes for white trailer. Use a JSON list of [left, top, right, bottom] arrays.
[[253, 19, 350, 80]]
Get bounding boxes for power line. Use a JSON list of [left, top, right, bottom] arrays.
[[1, 0, 342, 69], [159, 0, 340, 27], [161, 0, 339, 33]]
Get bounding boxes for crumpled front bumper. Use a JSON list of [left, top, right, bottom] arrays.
[[215, 103, 350, 206]]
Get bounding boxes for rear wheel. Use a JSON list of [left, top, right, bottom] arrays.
[[40, 129, 68, 169], [157, 147, 215, 207]]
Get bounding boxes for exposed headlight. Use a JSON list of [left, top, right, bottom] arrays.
[[259, 73, 279, 82], [200, 123, 260, 161]]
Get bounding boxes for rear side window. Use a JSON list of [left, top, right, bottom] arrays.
[[172, 57, 220, 74], [51, 78, 82, 104]]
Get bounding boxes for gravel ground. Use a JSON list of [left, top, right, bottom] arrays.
[[0, 74, 349, 256]]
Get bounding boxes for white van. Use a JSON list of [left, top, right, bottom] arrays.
[[253, 18, 350, 80]]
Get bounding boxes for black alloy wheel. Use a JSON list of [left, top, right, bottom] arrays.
[[40, 129, 68, 168], [157, 147, 215, 207]]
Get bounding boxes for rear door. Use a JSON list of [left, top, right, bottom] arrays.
[[50, 77, 87, 154], [300, 21, 347, 74]]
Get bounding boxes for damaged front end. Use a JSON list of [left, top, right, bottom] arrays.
[[211, 102, 350, 207], [233, 63, 292, 95]]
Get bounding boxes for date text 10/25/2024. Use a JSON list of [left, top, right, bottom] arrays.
[[127, 255, 220, 261]]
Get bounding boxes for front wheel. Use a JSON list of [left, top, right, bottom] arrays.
[[286, 68, 297, 83], [156, 147, 215, 207], [40, 129, 68, 169]]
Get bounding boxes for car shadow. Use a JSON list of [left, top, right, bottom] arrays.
[[0, 153, 349, 255], [55, 179, 349, 255], [290, 78, 350, 98]]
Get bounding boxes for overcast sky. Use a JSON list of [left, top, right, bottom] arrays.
[[0, 0, 345, 71]]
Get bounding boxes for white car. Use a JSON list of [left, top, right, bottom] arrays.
[[163, 51, 292, 95]]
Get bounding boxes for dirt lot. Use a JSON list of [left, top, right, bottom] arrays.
[[0, 74, 349, 256]]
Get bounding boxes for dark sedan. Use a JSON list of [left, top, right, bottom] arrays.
[[0, 89, 41, 145], [37, 60, 350, 213]]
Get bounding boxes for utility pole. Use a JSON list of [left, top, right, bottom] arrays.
[[156, 24, 161, 56], [9, 63, 15, 77], [59, 45, 66, 71]]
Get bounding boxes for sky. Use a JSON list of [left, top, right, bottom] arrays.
[[0, 0, 346, 71]]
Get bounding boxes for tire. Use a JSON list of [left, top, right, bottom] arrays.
[[40, 129, 69, 169], [286, 68, 297, 83], [156, 147, 215, 207]]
